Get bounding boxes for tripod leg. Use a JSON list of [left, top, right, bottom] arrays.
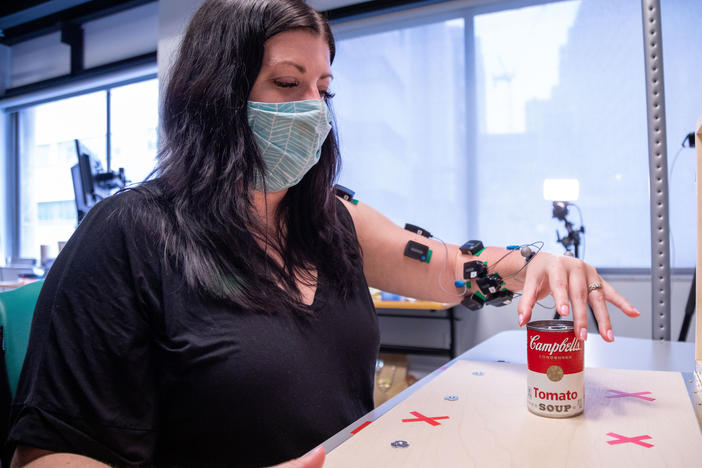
[[678, 271, 696, 341]]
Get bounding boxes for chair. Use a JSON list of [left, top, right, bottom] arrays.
[[0, 280, 44, 398]]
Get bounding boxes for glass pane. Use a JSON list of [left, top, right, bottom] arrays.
[[662, 0, 701, 269], [473, 0, 649, 268], [110, 78, 159, 184], [332, 18, 467, 244], [18, 91, 107, 262]]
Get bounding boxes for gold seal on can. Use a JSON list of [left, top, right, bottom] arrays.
[[546, 365, 564, 382]]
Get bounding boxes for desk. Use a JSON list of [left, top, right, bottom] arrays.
[[0, 280, 24, 291], [374, 301, 457, 358], [324, 330, 701, 460]]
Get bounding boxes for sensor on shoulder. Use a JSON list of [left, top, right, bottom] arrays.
[[404, 223, 432, 238], [460, 240, 484, 256], [333, 184, 355, 201], [404, 240, 432, 263]]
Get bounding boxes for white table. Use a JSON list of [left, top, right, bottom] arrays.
[[324, 330, 700, 453]]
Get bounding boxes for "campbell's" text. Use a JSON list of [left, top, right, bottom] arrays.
[[529, 335, 581, 355]]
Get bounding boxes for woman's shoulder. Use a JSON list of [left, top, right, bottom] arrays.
[[51, 184, 166, 287], [76, 183, 165, 245], [100, 182, 162, 213]]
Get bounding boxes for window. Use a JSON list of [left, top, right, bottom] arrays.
[[16, 78, 158, 261], [661, 0, 700, 269], [110, 79, 159, 184], [331, 0, 701, 269], [333, 18, 467, 245], [473, 0, 649, 268]]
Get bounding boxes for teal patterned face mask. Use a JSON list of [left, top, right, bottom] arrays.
[[247, 99, 332, 192]]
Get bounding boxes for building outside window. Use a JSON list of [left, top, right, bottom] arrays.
[[16, 78, 158, 262], [331, 0, 700, 270]]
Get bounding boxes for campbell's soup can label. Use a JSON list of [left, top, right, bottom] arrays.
[[526, 320, 584, 418]]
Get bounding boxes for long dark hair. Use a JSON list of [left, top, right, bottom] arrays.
[[129, 0, 361, 314]]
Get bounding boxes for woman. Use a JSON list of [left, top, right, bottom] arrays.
[[8, 0, 638, 467]]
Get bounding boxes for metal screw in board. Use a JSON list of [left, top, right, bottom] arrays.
[[444, 395, 459, 401], [391, 440, 409, 448], [472, 371, 484, 376]]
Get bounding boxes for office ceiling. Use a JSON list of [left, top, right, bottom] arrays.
[[0, 0, 423, 46], [0, 0, 154, 45], [0, 0, 50, 17]]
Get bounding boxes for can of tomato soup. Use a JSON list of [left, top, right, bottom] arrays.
[[526, 320, 584, 418]]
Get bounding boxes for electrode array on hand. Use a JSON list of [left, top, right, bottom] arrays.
[[355, 204, 539, 310], [455, 240, 545, 310]]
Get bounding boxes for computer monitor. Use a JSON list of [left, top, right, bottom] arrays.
[[71, 139, 126, 222]]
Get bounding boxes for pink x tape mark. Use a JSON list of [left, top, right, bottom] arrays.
[[401, 411, 450, 426], [606, 389, 656, 401], [606, 432, 654, 448]]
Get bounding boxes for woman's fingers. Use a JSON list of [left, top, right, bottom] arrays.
[[601, 280, 640, 317], [567, 264, 589, 341], [517, 271, 542, 326], [518, 254, 638, 340], [547, 259, 570, 318], [587, 285, 613, 341]]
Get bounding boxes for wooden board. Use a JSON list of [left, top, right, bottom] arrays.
[[326, 360, 702, 467]]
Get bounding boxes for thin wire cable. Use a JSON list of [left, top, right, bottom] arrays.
[[486, 241, 544, 274], [434, 236, 467, 297], [498, 241, 545, 281], [534, 296, 556, 310], [511, 291, 556, 310]]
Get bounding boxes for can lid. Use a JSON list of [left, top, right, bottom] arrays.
[[526, 320, 574, 331]]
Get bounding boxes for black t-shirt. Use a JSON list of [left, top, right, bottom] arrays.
[[8, 190, 379, 467]]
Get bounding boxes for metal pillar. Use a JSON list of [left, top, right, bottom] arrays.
[[641, 0, 671, 340]]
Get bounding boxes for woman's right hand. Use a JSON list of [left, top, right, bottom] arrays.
[[267, 446, 325, 468]]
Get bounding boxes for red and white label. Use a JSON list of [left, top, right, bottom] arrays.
[[526, 325, 584, 418], [527, 334, 583, 374]]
